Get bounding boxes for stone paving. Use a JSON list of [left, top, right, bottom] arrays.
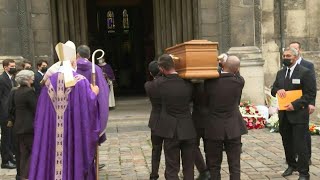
[[1, 97, 320, 179]]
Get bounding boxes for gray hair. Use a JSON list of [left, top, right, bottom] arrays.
[[98, 58, 105, 64], [77, 45, 91, 59], [284, 47, 299, 56], [15, 70, 34, 86]]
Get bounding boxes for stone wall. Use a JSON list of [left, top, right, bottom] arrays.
[[198, 0, 220, 42], [29, 0, 52, 65], [262, 0, 320, 87], [260, 0, 320, 122], [0, 0, 21, 55], [0, 0, 52, 72]]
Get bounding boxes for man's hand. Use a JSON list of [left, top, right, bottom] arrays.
[[7, 121, 13, 128], [308, 105, 316, 114], [91, 84, 99, 95], [284, 103, 294, 111], [277, 89, 286, 98]]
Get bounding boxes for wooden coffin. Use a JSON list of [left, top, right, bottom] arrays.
[[165, 40, 219, 79]]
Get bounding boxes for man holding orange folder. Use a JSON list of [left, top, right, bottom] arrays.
[[271, 47, 316, 180]]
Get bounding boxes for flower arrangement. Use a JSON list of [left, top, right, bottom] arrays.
[[239, 101, 266, 129], [266, 116, 320, 135], [309, 124, 320, 135], [266, 114, 279, 132]]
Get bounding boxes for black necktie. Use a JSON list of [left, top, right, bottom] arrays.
[[284, 69, 291, 90]]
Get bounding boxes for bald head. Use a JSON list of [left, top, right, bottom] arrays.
[[224, 56, 240, 73]]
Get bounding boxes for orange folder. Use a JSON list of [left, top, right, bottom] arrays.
[[277, 90, 302, 110]]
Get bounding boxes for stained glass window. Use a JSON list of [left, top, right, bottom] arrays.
[[107, 11, 115, 33], [123, 9, 129, 30]]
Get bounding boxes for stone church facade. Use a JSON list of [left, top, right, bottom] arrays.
[[0, 0, 319, 103]]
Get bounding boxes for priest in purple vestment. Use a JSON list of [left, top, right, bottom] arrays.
[[98, 58, 115, 81], [28, 59, 101, 180], [98, 58, 116, 108], [76, 45, 110, 143]]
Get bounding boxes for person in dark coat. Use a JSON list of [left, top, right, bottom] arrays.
[[192, 82, 211, 180], [154, 54, 196, 180], [145, 60, 163, 180], [271, 47, 316, 180], [0, 59, 17, 169], [217, 53, 247, 152], [204, 56, 246, 180], [21, 60, 32, 70], [8, 70, 37, 180], [290, 41, 316, 165], [33, 60, 48, 97]]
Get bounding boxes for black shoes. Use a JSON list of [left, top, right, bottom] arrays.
[[1, 161, 16, 169], [282, 167, 296, 177], [298, 176, 310, 180], [196, 170, 211, 180]]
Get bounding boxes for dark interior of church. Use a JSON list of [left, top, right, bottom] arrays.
[[87, 0, 155, 96]]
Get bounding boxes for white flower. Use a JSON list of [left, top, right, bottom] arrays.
[[268, 114, 279, 126]]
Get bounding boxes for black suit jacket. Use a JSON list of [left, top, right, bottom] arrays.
[[192, 82, 208, 129], [300, 58, 316, 105], [154, 74, 196, 140], [144, 77, 161, 130], [0, 72, 16, 121], [34, 71, 43, 97], [300, 58, 314, 76], [8, 86, 36, 134], [204, 73, 246, 140], [271, 64, 316, 124]]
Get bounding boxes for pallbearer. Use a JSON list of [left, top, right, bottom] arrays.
[[204, 56, 246, 180], [145, 60, 164, 180], [154, 54, 196, 180]]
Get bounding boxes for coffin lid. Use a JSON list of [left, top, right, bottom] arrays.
[[166, 40, 219, 51]]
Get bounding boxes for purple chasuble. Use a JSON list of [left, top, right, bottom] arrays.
[[76, 58, 109, 143], [29, 72, 100, 180], [99, 63, 115, 81]]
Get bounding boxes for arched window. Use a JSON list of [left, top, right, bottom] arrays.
[[107, 11, 115, 33], [123, 9, 129, 30]]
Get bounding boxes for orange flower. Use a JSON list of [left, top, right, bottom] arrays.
[[309, 125, 316, 132]]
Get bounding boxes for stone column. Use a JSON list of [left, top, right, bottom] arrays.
[[228, 46, 265, 105], [226, 0, 264, 105], [229, 0, 255, 47]]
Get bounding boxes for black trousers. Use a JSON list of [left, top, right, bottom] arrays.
[[206, 137, 241, 180], [279, 115, 309, 177], [305, 130, 311, 160], [17, 134, 33, 179], [13, 131, 20, 179], [150, 132, 164, 179], [195, 128, 207, 173], [0, 121, 14, 164], [164, 138, 196, 180]]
